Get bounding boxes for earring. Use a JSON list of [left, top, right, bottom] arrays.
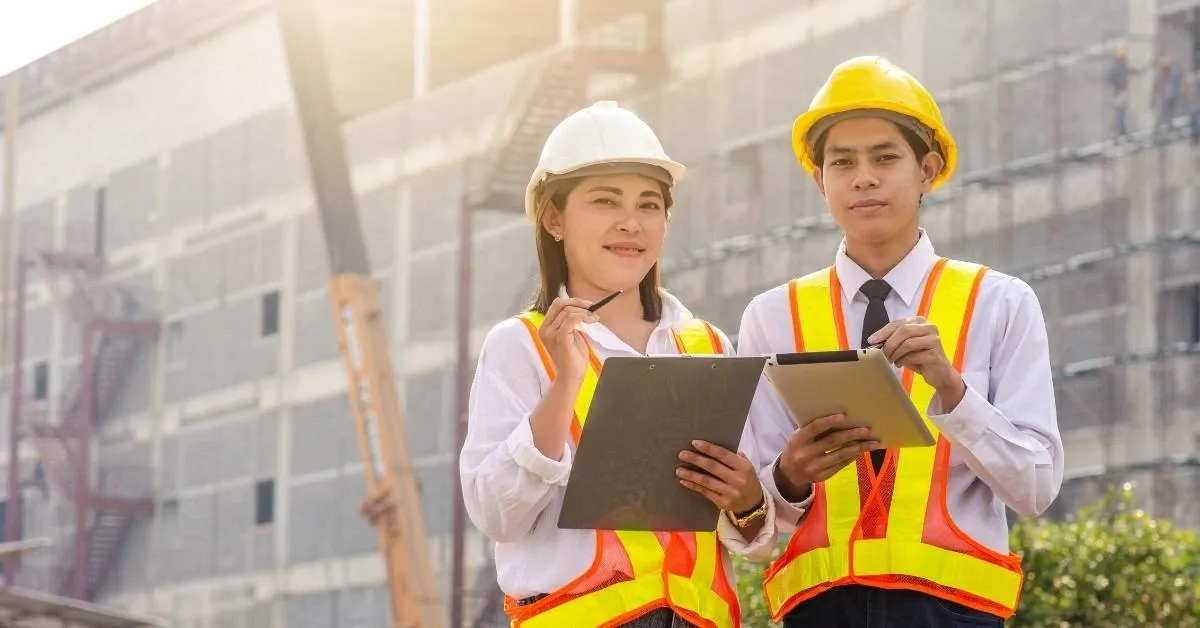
[[553, 233, 563, 242]]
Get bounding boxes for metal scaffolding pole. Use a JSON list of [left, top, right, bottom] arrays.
[[1, 73, 20, 587]]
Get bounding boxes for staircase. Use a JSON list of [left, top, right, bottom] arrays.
[[463, 46, 667, 214], [71, 335, 135, 424], [28, 425, 78, 497], [20, 249, 158, 602], [58, 510, 138, 601]]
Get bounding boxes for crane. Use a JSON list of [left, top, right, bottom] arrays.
[[275, 1, 443, 627]]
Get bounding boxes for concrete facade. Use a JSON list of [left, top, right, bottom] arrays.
[[0, 0, 1196, 625]]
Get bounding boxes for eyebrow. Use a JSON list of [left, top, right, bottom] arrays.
[[587, 186, 664, 199], [825, 140, 902, 155]]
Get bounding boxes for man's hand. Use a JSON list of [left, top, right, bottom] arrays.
[[776, 413, 881, 501], [676, 441, 765, 515], [868, 316, 966, 407]]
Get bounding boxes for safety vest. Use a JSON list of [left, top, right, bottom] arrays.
[[762, 258, 1025, 621], [505, 311, 741, 628]]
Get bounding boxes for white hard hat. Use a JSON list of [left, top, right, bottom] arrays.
[[524, 100, 686, 222]]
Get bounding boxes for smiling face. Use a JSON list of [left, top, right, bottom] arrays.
[[812, 116, 943, 247], [539, 172, 669, 296]]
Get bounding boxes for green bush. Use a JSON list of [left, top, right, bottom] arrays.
[[733, 541, 784, 628], [734, 484, 1200, 627], [1008, 483, 1200, 628]]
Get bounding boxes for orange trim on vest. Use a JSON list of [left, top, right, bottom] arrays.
[[503, 313, 741, 628], [762, 258, 1024, 621]]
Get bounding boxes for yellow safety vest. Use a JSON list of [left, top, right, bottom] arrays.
[[503, 312, 741, 628], [762, 258, 1024, 620]]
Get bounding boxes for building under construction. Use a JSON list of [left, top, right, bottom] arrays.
[[0, 0, 1196, 626]]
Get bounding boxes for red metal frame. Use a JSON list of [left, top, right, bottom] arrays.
[[3, 248, 157, 602]]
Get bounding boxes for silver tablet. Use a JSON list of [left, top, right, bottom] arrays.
[[763, 348, 935, 449]]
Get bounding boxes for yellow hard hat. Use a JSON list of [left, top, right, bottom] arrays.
[[792, 56, 957, 190]]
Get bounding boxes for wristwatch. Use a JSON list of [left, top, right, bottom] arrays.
[[725, 497, 768, 528]]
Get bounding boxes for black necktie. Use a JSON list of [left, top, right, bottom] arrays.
[[860, 279, 892, 474]]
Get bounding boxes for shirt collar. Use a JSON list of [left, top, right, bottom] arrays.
[[555, 285, 693, 350], [834, 228, 939, 307]]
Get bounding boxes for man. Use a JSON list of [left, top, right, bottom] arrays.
[[738, 56, 1064, 627]]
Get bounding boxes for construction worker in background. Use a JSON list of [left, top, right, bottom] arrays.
[[1108, 44, 1131, 140], [1152, 54, 1181, 139], [459, 100, 777, 628], [737, 56, 1065, 627]]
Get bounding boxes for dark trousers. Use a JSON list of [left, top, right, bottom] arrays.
[[619, 608, 694, 627], [516, 597, 693, 628], [782, 585, 1004, 628]]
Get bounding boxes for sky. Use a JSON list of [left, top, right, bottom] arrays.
[[0, 0, 159, 77]]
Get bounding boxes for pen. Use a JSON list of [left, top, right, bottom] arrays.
[[587, 290, 622, 313]]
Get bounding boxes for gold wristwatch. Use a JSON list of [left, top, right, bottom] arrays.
[[725, 498, 768, 528]]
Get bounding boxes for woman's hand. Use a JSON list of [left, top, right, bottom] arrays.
[[538, 297, 598, 385], [676, 440, 765, 515]]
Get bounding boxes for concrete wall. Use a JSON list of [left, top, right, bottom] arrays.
[[0, 0, 1196, 625]]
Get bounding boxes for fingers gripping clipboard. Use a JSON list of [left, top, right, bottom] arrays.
[[763, 349, 936, 449], [557, 355, 767, 532]]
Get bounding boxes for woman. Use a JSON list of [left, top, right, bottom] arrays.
[[459, 101, 777, 628]]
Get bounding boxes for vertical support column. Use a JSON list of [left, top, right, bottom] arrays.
[[3, 260, 26, 586], [72, 319, 96, 599], [1123, 0, 1161, 481], [899, 0, 927, 77], [144, 152, 171, 599], [703, 0, 726, 254], [272, 212, 299, 628], [449, 197, 473, 628], [1128, 0, 1157, 135], [560, 0, 577, 48], [413, 0, 431, 98], [392, 185, 413, 350], [0, 75, 17, 391], [0, 70, 20, 589]]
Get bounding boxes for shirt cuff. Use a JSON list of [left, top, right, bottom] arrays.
[[505, 416, 573, 486], [927, 380, 990, 449], [716, 486, 779, 561], [760, 455, 814, 532]]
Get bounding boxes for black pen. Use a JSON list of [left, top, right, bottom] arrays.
[[587, 290, 622, 313]]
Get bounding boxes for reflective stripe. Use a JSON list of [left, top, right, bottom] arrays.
[[764, 259, 1023, 620], [667, 533, 736, 628], [511, 312, 740, 628], [764, 269, 858, 616]]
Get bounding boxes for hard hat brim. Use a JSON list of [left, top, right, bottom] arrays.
[[792, 101, 958, 191], [524, 157, 686, 223]]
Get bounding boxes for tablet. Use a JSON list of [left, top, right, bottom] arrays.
[[762, 348, 935, 449], [557, 354, 767, 532]]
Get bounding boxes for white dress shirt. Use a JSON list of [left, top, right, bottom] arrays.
[[738, 229, 1065, 554], [460, 289, 778, 601]]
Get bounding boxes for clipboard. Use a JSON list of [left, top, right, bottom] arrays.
[[763, 348, 935, 449], [558, 354, 767, 532]]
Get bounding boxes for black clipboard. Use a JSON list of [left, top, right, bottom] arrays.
[[557, 354, 767, 532], [763, 349, 935, 449]]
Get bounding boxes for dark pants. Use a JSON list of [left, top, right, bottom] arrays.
[[782, 585, 1004, 628], [619, 608, 694, 627], [516, 596, 693, 628]]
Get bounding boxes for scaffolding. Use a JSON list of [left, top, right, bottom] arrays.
[[3, 229, 159, 602]]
